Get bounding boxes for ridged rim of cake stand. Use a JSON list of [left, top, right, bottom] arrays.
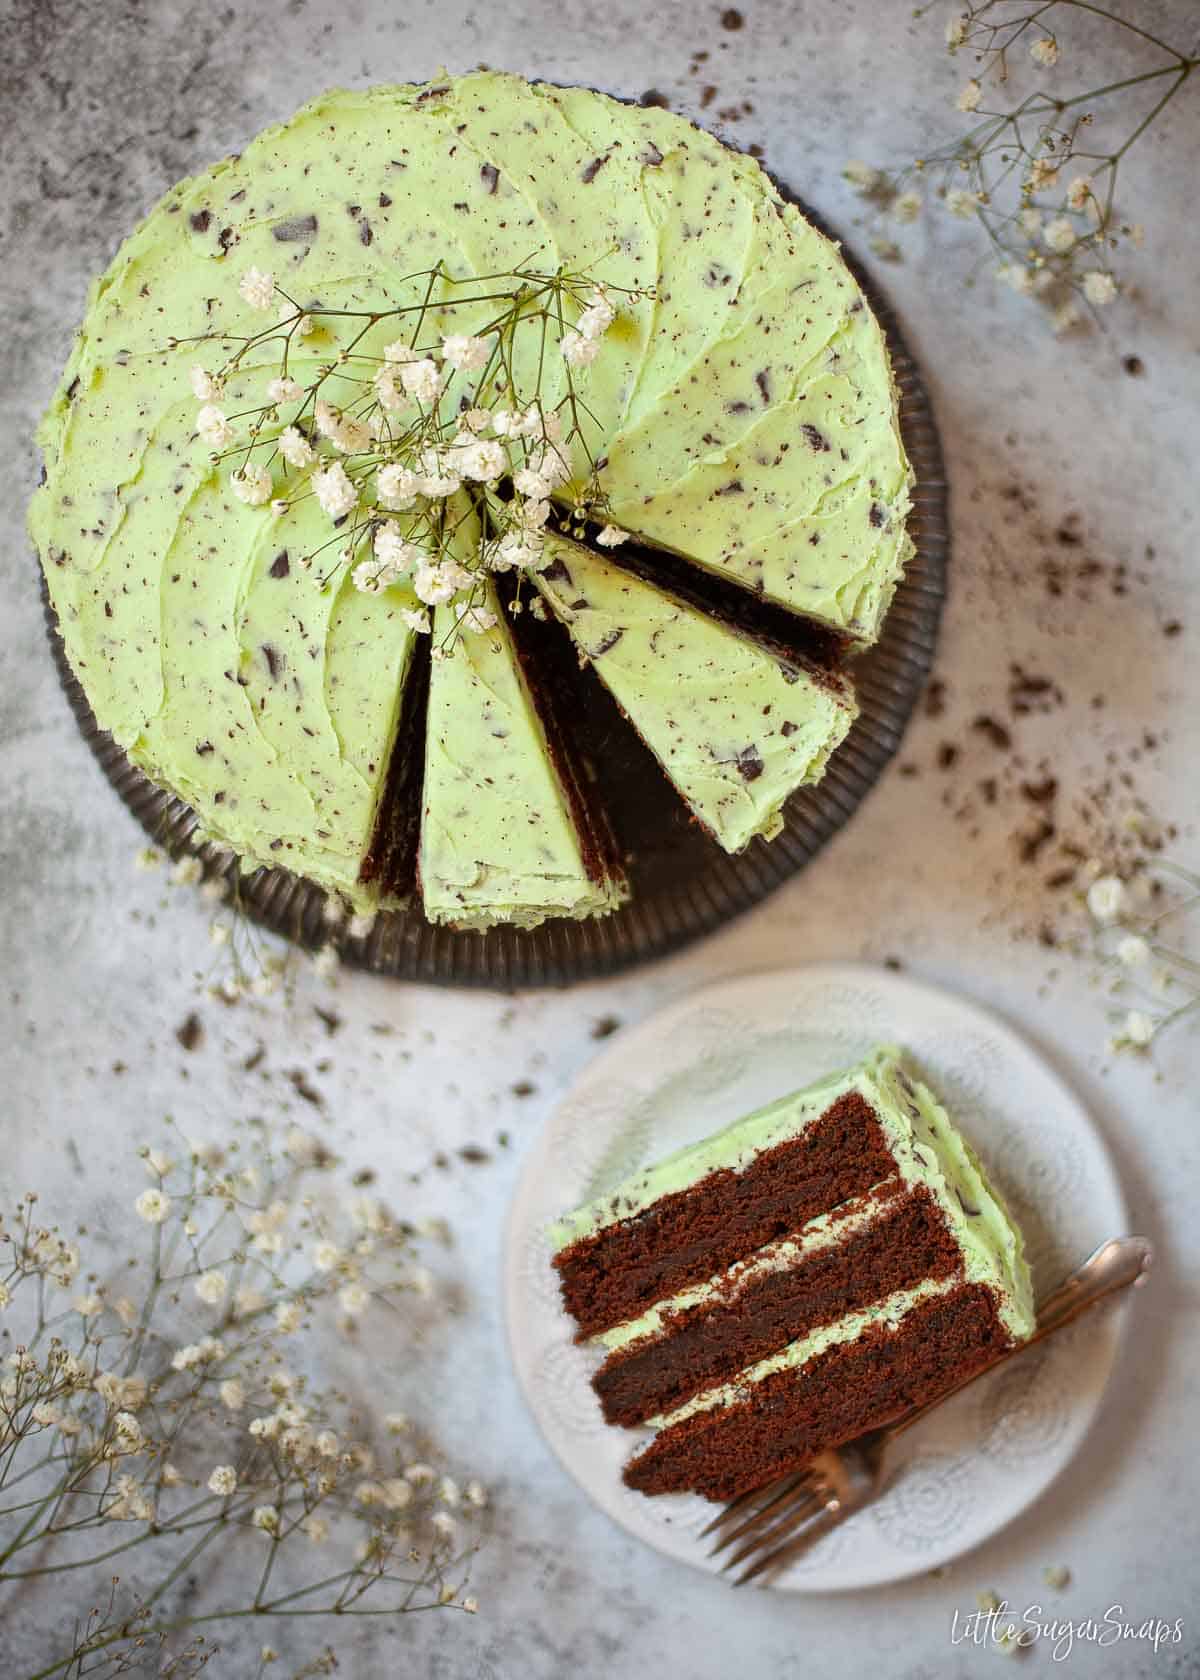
[[40, 190, 948, 991]]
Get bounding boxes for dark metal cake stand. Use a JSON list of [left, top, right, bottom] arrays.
[[43, 195, 947, 990]]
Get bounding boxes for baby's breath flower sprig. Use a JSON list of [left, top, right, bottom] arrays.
[[1083, 858, 1200, 1055], [180, 256, 644, 654], [138, 843, 297, 1005], [0, 1121, 486, 1676], [848, 1, 1196, 331]]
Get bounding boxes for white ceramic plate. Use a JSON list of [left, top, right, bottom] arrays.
[[504, 963, 1131, 1592]]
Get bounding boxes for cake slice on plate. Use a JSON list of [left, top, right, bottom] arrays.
[[418, 578, 627, 932], [549, 1048, 1033, 1502], [531, 537, 857, 854]]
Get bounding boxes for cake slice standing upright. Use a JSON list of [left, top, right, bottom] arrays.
[[531, 538, 857, 854], [418, 576, 627, 932]]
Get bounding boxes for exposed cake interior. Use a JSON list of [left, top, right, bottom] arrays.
[[624, 1280, 1010, 1501], [532, 536, 857, 855], [495, 567, 627, 902], [548, 1047, 1033, 1501], [358, 626, 433, 905], [591, 1183, 960, 1427], [551, 1092, 896, 1338], [418, 525, 627, 931]]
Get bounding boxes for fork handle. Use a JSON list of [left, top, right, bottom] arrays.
[[884, 1235, 1153, 1443], [1025, 1234, 1153, 1341]]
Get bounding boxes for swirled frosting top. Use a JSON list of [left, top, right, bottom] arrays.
[[30, 72, 910, 910]]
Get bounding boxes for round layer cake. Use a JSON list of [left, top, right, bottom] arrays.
[[30, 71, 912, 931]]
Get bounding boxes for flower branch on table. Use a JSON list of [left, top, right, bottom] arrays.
[[0, 1120, 486, 1676], [1084, 858, 1200, 1053], [844, 1, 1196, 331]]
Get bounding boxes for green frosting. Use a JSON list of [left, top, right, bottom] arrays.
[[547, 1059, 872, 1251], [534, 537, 856, 852], [420, 574, 626, 931], [869, 1054, 1034, 1340], [30, 71, 908, 914], [548, 1047, 1034, 1341]]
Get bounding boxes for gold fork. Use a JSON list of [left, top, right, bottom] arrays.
[[702, 1235, 1153, 1586]]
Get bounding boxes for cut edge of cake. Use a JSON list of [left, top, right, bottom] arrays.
[[530, 535, 858, 855], [548, 1046, 1034, 1501], [589, 1180, 960, 1428], [623, 1275, 1009, 1501], [418, 576, 628, 933]]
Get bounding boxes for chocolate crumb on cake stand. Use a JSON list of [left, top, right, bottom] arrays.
[[41, 184, 947, 990]]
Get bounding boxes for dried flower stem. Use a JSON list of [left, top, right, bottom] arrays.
[[1085, 859, 1200, 1052], [1, 1121, 486, 1675], [849, 1, 1197, 328]]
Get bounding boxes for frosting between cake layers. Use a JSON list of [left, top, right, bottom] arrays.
[[594, 1188, 896, 1357], [647, 1274, 962, 1429], [548, 1047, 1034, 1340]]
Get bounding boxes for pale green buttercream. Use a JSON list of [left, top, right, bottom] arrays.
[[419, 574, 626, 931], [31, 71, 908, 913], [533, 537, 856, 852], [867, 1054, 1034, 1340], [547, 1061, 869, 1252], [549, 1047, 1034, 1342]]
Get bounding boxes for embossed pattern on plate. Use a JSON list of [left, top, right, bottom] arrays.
[[41, 193, 949, 989], [503, 964, 1129, 1591]]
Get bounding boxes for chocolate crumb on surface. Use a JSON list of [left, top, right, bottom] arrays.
[[286, 1068, 323, 1108], [894, 475, 1180, 949], [972, 715, 1012, 751], [175, 1011, 204, 1051]]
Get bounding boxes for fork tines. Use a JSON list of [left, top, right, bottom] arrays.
[[701, 1462, 838, 1582]]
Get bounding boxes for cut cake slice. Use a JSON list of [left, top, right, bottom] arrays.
[[531, 536, 857, 854], [549, 1048, 1033, 1501]]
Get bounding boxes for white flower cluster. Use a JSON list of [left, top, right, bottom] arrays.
[[838, 2, 1173, 338], [1082, 867, 1197, 1054], [560, 284, 616, 367], [183, 267, 633, 647], [0, 1136, 493, 1648]]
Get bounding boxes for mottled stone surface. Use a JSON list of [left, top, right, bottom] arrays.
[[2, 1, 1198, 1675]]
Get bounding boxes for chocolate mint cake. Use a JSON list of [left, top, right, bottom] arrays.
[[30, 70, 912, 931], [549, 1050, 1032, 1502]]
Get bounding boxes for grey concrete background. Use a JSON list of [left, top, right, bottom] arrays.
[[2, 1, 1198, 1675]]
